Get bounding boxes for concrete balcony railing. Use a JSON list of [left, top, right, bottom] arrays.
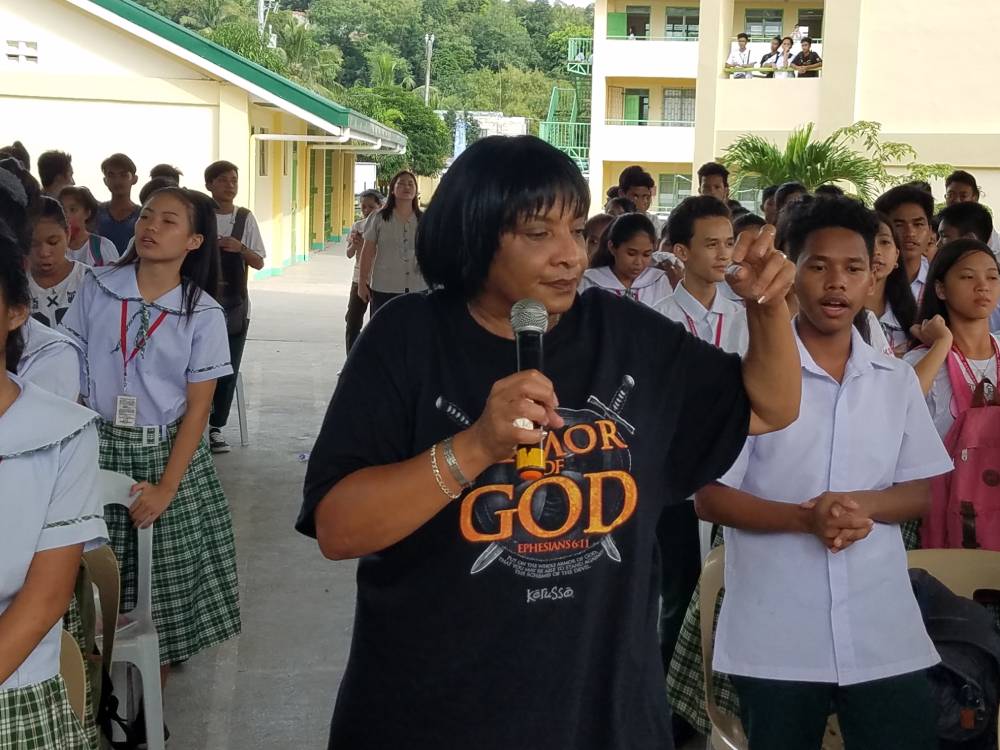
[[596, 38, 699, 79], [592, 121, 696, 163]]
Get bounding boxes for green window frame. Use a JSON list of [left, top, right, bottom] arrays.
[[657, 173, 692, 211], [665, 6, 699, 40], [744, 8, 783, 40]]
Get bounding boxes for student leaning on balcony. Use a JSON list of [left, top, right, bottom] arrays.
[[726, 33, 753, 79]]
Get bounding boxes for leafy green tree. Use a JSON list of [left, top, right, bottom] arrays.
[[466, 0, 541, 70], [179, 0, 248, 32], [366, 45, 417, 89], [274, 14, 343, 94], [342, 87, 450, 178], [544, 24, 592, 73], [209, 19, 288, 73], [444, 66, 563, 123], [310, 0, 424, 78], [721, 122, 952, 205]]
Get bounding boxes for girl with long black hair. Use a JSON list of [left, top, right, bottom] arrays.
[[580, 212, 670, 306], [60, 187, 241, 693], [867, 213, 918, 356]]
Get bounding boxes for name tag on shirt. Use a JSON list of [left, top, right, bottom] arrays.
[[115, 395, 138, 428]]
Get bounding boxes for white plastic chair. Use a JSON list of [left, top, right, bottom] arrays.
[[235, 371, 249, 447], [96, 470, 165, 750]]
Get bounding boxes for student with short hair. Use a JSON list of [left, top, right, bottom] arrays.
[[697, 162, 729, 203], [791, 36, 823, 77], [761, 185, 779, 225], [580, 212, 670, 306], [36, 150, 74, 198], [867, 214, 918, 357], [726, 32, 753, 79], [699, 196, 950, 750], [345, 189, 384, 352], [60, 187, 241, 707], [733, 212, 766, 238], [938, 200, 994, 248], [814, 184, 844, 198], [59, 185, 119, 267], [775, 182, 808, 216], [96, 153, 140, 256], [0, 222, 108, 750], [759, 36, 782, 77], [0, 141, 30, 170], [204, 160, 267, 453], [138, 176, 175, 206], [149, 164, 182, 185], [874, 185, 935, 306], [584, 212, 614, 261], [605, 196, 636, 216], [28, 198, 87, 329], [618, 168, 660, 230], [943, 170, 1000, 255]]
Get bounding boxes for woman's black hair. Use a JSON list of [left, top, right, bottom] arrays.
[[139, 177, 176, 206], [59, 185, 101, 230], [605, 196, 636, 214], [874, 213, 917, 340], [416, 136, 590, 299], [916, 238, 1000, 327], [377, 170, 422, 222], [37, 195, 69, 231], [590, 212, 657, 268], [0, 157, 42, 251], [0, 220, 30, 372], [117, 187, 221, 316]]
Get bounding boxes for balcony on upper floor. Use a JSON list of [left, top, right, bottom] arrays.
[[599, 2, 700, 78], [566, 38, 593, 77], [592, 81, 696, 163]]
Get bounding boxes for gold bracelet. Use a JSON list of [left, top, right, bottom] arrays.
[[430, 443, 461, 500]]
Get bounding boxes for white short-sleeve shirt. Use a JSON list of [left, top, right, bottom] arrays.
[[67, 234, 120, 268], [18, 317, 82, 401], [60, 265, 233, 426], [0, 377, 107, 690], [216, 210, 267, 259], [578, 266, 671, 309], [713, 323, 952, 686], [903, 336, 1000, 439], [653, 282, 749, 356], [28, 261, 87, 329], [910, 256, 929, 307]]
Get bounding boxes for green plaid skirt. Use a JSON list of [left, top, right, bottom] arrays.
[[666, 522, 923, 736], [98, 421, 241, 666], [0, 676, 89, 750]]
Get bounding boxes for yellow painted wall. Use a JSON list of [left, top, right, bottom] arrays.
[[605, 77, 696, 121]]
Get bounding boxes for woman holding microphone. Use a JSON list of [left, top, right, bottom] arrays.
[[297, 136, 800, 750]]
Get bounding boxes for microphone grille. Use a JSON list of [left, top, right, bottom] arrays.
[[510, 299, 548, 334]]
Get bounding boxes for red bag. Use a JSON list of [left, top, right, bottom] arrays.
[[924, 344, 1000, 550]]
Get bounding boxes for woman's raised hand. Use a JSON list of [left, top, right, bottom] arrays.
[[726, 225, 795, 308]]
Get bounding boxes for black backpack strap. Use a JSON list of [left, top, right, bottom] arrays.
[[231, 207, 250, 244]]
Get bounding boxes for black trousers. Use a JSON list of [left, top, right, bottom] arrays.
[[210, 318, 249, 430], [345, 281, 369, 353], [370, 289, 402, 316], [732, 671, 938, 750], [656, 500, 702, 672]]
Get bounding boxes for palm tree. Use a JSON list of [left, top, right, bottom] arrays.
[[722, 123, 882, 204], [275, 17, 343, 94], [367, 52, 416, 90], [180, 0, 246, 33]]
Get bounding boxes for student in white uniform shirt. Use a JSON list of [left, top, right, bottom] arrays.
[[697, 197, 951, 749], [28, 198, 87, 328], [0, 232, 108, 749], [60, 188, 241, 706], [654, 195, 749, 355], [943, 169, 1000, 256], [204, 160, 267, 453], [904, 239, 1000, 438], [59, 186, 119, 267], [875, 185, 934, 308], [578, 213, 670, 306], [866, 214, 918, 357], [725, 32, 753, 78], [617, 166, 664, 232]]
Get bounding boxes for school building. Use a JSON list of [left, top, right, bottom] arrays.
[[0, 0, 407, 278], [568, 0, 1000, 215]]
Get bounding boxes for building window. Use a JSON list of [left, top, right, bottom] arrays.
[[744, 9, 783, 40], [625, 6, 651, 38], [658, 173, 692, 211], [5, 40, 38, 64], [665, 6, 699, 39], [797, 9, 824, 40], [255, 127, 269, 177], [733, 176, 764, 212], [662, 88, 695, 124]]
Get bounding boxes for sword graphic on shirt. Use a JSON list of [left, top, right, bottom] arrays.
[[467, 374, 637, 575]]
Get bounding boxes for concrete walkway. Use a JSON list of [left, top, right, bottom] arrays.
[[162, 250, 707, 749], [165, 250, 357, 749]]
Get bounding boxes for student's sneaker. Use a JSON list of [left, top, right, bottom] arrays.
[[209, 428, 231, 454]]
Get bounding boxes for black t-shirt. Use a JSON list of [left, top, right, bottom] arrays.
[[791, 50, 822, 77], [297, 289, 750, 750]]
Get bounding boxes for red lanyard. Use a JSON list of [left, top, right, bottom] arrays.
[[952, 338, 1000, 390], [683, 312, 723, 348], [120, 300, 168, 370]]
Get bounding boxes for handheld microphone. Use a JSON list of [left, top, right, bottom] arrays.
[[510, 299, 548, 482]]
